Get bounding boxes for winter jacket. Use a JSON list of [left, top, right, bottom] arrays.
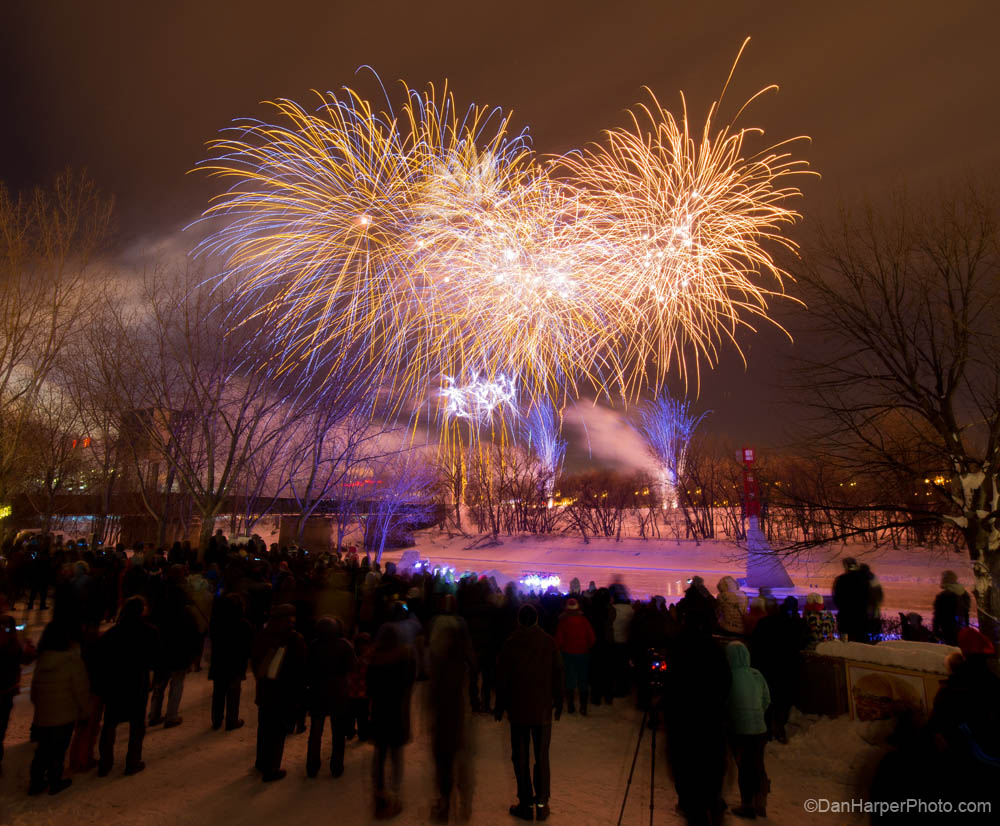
[[716, 577, 748, 634], [94, 616, 160, 715], [187, 574, 214, 634], [251, 622, 307, 710], [611, 602, 634, 644], [31, 646, 91, 727], [495, 623, 564, 726], [367, 637, 417, 746], [554, 613, 596, 655], [804, 608, 836, 645], [152, 584, 202, 673], [306, 619, 357, 716], [208, 596, 253, 683], [427, 614, 476, 753], [833, 568, 870, 641], [1, 614, 34, 697], [932, 586, 971, 646], [726, 642, 770, 736]]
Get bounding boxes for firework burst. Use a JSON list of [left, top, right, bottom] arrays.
[[198, 52, 810, 415]]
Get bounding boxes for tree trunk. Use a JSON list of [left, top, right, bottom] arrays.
[[972, 548, 1000, 644]]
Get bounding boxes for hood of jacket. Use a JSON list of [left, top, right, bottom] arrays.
[[717, 576, 740, 595], [726, 641, 751, 670]]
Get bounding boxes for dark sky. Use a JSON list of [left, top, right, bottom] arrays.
[[3, 0, 998, 452]]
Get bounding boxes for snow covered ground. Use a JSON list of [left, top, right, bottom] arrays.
[[391, 529, 969, 619], [0, 662, 883, 826]]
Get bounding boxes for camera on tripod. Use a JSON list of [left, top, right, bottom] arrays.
[[647, 648, 670, 691]]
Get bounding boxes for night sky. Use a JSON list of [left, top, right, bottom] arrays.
[[3, 0, 998, 454]]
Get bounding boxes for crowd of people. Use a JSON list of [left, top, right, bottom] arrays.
[[0, 531, 996, 824]]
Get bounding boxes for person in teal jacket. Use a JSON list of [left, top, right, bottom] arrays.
[[726, 641, 770, 819]]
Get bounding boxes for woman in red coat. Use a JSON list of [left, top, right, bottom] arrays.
[[553, 599, 596, 715]]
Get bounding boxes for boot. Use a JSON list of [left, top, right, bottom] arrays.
[[566, 690, 575, 714], [579, 693, 588, 716], [754, 790, 768, 818]]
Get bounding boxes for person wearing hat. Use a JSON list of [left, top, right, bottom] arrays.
[[554, 598, 596, 715], [933, 570, 971, 646], [251, 603, 307, 782], [495, 603, 564, 822]]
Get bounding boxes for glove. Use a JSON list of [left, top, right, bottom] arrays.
[[554, 703, 563, 722]]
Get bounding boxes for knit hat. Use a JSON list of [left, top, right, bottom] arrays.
[[518, 604, 538, 627], [565, 598, 580, 612], [270, 603, 296, 620], [940, 570, 959, 587], [957, 627, 995, 656]]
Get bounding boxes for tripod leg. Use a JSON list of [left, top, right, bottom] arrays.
[[616, 709, 647, 826], [649, 713, 656, 826]]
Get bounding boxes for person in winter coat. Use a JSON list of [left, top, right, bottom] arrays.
[[553, 598, 596, 715], [347, 631, 372, 742], [305, 616, 357, 778], [28, 621, 90, 795], [208, 592, 253, 731], [495, 603, 564, 822], [251, 603, 307, 782], [716, 576, 748, 636], [367, 622, 417, 818], [833, 557, 872, 643], [148, 565, 201, 728], [94, 595, 159, 777], [427, 606, 476, 822], [803, 593, 836, 647], [186, 563, 214, 671], [932, 570, 971, 646], [1, 596, 36, 774], [726, 642, 771, 819], [917, 627, 1000, 821], [462, 579, 498, 713], [585, 588, 616, 707], [750, 597, 807, 744], [664, 611, 731, 826]]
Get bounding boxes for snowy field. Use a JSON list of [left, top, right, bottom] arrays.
[[0, 664, 883, 826], [390, 529, 971, 619]]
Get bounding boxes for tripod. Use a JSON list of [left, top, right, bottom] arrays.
[[616, 700, 659, 826]]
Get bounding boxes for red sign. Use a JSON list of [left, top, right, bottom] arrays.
[[742, 445, 760, 518]]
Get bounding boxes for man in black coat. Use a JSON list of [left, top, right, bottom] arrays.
[[94, 596, 159, 776], [251, 603, 307, 782], [305, 616, 357, 778], [495, 603, 563, 822], [664, 613, 732, 826], [208, 592, 253, 731], [833, 557, 871, 643]]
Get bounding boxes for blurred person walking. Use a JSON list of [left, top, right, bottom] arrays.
[[367, 622, 417, 818]]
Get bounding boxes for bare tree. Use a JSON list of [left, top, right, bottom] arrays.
[[108, 266, 316, 553], [0, 173, 113, 512], [794, 184, 1000, 638], [362, 447, 438, 561], [20, 386, 86, 533], [286, 408, 396, 547]]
